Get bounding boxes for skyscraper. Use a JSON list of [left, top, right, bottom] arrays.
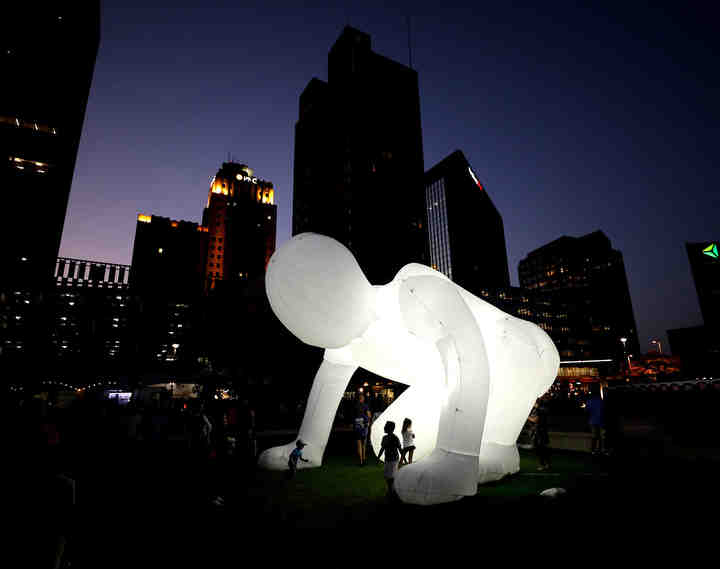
[[129, 214, 209, 299], [667, 240, 720, 378], [519, 231, 639, 359], [424, 150, 510, 295], [293, 27, 427, 284], [0, 3, 100, 290], [203, 162, 277, 291], [686, 241, 720, 328]]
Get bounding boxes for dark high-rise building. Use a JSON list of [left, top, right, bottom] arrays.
[[203, 162, 277, 291], [129, 214, 211, 372], [129, 215, 209, 299], [293, 27, 427, 284], [686, 241, 720, 327], [51, 258, 132, 369], [0, 4, 100, 290], [1, 256, 132, 382], [424, 150, 510, 295], [519, 231, 639, 359], [667, 240, 720, 378]]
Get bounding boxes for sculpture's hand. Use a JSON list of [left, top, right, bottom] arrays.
[[257, 354, 356, 471], [257, 442, 320, 470], [394, 448, 477, 505]]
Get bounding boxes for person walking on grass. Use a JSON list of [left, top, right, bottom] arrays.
[[286, 439, 309, 479], [376, 421, 402, 499], [528, 395, 551, 471], [399, 418, 416, 466], [586, 383, 607, 456]]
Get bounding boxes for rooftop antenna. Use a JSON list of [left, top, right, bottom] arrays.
[[407, 15, 413, 69]]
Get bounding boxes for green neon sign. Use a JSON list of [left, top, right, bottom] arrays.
[[703, 243, 719, 259]]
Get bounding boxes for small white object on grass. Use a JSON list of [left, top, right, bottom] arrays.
[[539, 487, 567, 498]]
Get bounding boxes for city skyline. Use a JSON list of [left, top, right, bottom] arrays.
[[58, 1, 719, 353]]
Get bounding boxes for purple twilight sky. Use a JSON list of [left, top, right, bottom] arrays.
[[60, 1, 719, 354]]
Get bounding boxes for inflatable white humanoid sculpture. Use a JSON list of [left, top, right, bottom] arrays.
[[258, 233, 559, 505]]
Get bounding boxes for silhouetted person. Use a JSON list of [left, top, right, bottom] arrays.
[[377, 421, 402, 499], [529, 395, 551, 470], [586, 383, 606, 455]]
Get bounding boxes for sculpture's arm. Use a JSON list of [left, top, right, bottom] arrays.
[[257, 348, 356, 470], [400, 275, 490, 456], [394, 276, 490, 503], [296, 348, 357, 459]]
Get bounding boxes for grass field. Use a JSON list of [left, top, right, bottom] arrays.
[[43, 434, 720, 567], [235, 447, 610, 529]]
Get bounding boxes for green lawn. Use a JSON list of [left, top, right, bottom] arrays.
[[239, 449, 606, 528]]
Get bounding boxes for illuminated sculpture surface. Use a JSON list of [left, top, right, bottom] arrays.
[[258, 233, 559, 505]]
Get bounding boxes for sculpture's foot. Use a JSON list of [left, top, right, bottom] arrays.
[[256, 441, 322, 471], [477, 442, 520, 484], [394, 448, 479, 505]]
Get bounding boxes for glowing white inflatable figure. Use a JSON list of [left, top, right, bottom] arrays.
[[258, 233, 559, 505]]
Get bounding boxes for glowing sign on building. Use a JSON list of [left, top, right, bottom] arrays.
[[703, 243, 718, 259], [137, 214, 152, 223], [468, 167, 484, 191], [236, 173, 258, 184]]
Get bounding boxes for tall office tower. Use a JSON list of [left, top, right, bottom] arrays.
[[293, 27, 427, 284], [0, 4, 100, 289], [667, 240, 720, 378], [129, 215, 209, 299], [129, 215, 208, 370], [203, 162, 277, 291], [424, 150, 510, 295], [519, 230, 639, 359], [50, 258, 131, 371], [686, 241, 720, 327]]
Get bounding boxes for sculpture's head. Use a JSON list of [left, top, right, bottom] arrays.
[[265, 233, 375, 349]]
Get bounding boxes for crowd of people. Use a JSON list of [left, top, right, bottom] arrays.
[[348, 393, 416, 499], [11, 377, 719, 563], [7, 390, 257, 568]]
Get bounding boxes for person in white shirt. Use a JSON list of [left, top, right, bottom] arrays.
[[400, 418, 416, 466]]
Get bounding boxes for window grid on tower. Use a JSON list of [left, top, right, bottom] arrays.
[[425, 178, 452, 279]]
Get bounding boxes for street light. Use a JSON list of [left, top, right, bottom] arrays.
[[620, 337, 629, 382], [650, 339, 662, 354]]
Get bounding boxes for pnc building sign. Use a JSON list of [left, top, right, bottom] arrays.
[[236, 173, 259, 184]]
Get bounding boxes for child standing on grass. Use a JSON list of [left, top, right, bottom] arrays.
[[376, 421, 402, 498], [286, 439, 308, 479], [400, 418, 416, 466]]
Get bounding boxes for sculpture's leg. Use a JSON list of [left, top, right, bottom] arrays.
[[394, 276, 490, 505], [257, 355, 356, 470], [479, 318, 560, 482]]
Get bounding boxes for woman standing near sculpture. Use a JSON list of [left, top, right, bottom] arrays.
[[354, 394, 371, 466]]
